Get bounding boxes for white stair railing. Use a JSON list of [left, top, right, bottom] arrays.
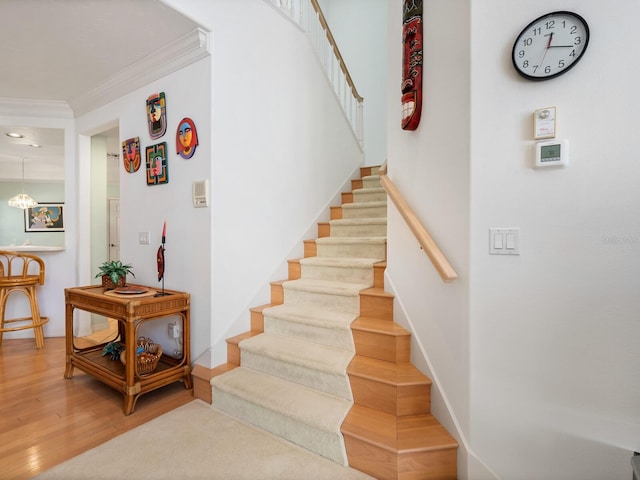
[[265, 0, 364, 148]]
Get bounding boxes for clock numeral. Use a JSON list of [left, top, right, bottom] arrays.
[[570, 25, 578, 34], [545, 20, 555, 30], [518, 50, 525, 59], [574, 36, 582, 45], [522, 37, 533, 47], [558, 59, 565, 69]]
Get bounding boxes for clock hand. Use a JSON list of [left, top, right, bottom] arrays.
[[539, 32, 553, 67], [548, 45, 574, 48], [545, 32, 554, 48]]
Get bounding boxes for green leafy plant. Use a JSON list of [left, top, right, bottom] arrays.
[[95, 260, 135, 285]]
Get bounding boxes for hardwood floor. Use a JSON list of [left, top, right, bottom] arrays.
[[0, 337, 193, 479]]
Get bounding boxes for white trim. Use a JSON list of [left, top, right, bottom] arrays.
[[0, 98, 73, 119], [69, 28, 211, 117]]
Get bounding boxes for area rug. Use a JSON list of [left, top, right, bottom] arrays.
[[36, 400, 374, 480]]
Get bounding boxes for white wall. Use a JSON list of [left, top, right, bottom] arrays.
[[163, 0, 364, 366], [385, 0, 473, 476], [318, 0, 388, 167], [387, 0, 639, 478], [75, 57, 213, 361], [470, 1, 639, 478]]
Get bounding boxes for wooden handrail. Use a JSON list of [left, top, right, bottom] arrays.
[[378, 173, 458, 283], [309, 0, 363, 102]]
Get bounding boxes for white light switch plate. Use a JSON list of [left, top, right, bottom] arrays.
[[490, 228, 519, 255]]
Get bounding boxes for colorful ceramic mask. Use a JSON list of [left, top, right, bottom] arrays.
[[122, 137, 141, 173], [176, 117, 198, 159], [146, 92, 167, 139]]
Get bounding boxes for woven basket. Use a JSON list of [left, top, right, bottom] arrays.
[[101, 274, 126, 291], [120, 337, 162, 376]]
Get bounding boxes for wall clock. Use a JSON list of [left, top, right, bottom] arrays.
[[512, 11, 589, 81]]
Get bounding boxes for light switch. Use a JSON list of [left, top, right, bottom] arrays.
[[490, 228, 520, 255], [493, 233, 504, 249], [139, 232, 150, 245]]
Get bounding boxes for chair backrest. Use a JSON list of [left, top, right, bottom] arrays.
[[0, 251, 46, 285]]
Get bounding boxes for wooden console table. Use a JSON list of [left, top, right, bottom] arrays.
[[64, 284, 192, 415]]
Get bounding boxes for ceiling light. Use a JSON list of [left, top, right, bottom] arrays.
[[29, 143, 41, 148], [6, 132, 24, 138], [8, 158, 37, 209]]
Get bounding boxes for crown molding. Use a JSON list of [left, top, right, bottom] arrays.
[[0, 98, 74, 119], [69, 28, 211, 118]]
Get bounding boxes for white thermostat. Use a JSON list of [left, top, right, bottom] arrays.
[[535, 139, 569, 168]]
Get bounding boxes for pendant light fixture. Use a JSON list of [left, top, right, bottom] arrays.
[[8, 158, 38, 209]]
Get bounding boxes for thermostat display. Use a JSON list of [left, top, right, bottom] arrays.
[[535, 139, 568, 168]]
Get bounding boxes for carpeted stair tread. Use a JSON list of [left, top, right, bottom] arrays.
[[213, 367, 352, 432], [299, 256, 381, 269], [264, 304, 357, 331], [316, 236, 386, 246], [240, 333, 354, 376], [353, 186, 385, 194], [283, 278, 371, 297], [343, 200, 386, 209], [329, 218, 387, 226]]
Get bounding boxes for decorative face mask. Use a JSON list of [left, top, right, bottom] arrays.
[[401, 0, 423, 131], [122, 137, 141, 173], [146, 92, 167, 139], [176, 118, 199, 159], [146, 143, 169, 185]]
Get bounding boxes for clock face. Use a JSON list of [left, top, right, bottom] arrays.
[[512, 11, 589, 81]]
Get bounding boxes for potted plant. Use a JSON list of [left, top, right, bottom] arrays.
[[95, 260, 135, 290]]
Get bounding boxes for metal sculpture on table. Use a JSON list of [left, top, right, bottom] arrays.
[[155, 221, 167, 297]]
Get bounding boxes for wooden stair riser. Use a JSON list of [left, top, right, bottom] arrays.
[[318, 222, 330, 238], [304, 239, 317, 257], [359, 289, 394, 320], [330, 206, 343, 220], [287, 260, 302, 280], [342, 435, 457, 480], [351, 328, 410, 363], [348, 375, 431, 416], [342, 192, 353, 204], [374, 262, 385, 289], [270, 281, 285, 305]]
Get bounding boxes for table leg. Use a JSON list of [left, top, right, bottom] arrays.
[[64, 303, 75, 379]]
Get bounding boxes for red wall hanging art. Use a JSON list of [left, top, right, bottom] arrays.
[[121, 137, 141, 173], [146, 142, 169, 185], [401, 0, 423, 131], [176, 117, 199, 159], [146, 92, 167, 139]]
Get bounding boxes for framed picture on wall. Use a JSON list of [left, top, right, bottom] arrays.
[[24, 203, 65, 232]]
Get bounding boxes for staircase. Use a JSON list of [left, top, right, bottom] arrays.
[[210, 166, 458, 479]]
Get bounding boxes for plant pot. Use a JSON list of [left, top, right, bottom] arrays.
[[101, 275, 126, 290]]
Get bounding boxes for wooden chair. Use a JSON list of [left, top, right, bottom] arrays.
[[0, 250, 49, 348]]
